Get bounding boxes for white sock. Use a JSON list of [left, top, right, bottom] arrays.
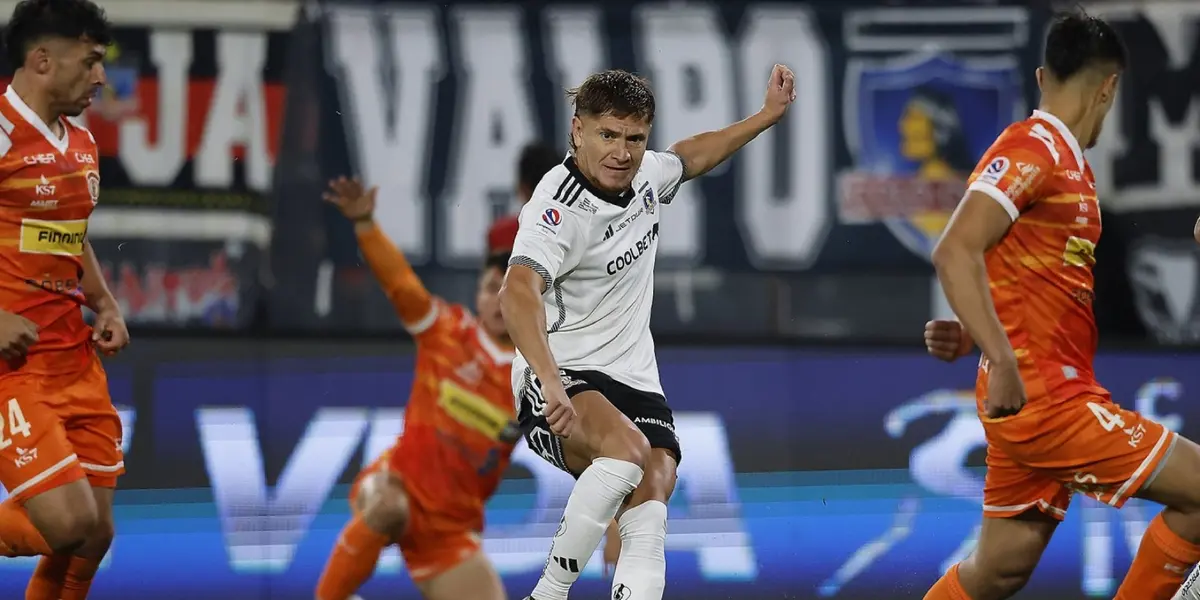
[[611, 500, 668, 600], [531, 458, 643, 600]]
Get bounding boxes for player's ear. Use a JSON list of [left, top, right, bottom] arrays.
[[570, 116, 583, 150], [30, 46, 52, 74]]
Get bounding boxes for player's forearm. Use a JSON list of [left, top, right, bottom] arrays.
[[931, 244, 1017, 368], [499, 280, 560, 381], [354, 220, 433, 321], [81, 241, 117, 314], [1194, 215, 1200, 244], [667, 110, 775, 181]]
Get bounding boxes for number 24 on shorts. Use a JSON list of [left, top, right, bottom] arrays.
[[1088, 401, 1126, 433], [0, 398, 32, 450]]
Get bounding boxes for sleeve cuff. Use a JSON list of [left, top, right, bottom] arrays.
[[967, 181, 1019, 222]]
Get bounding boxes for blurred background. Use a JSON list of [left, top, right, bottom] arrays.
[[0, 0, 1198, 597]]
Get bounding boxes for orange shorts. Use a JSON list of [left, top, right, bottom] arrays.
[[350, 454, 482, 583], [982, 393, 1176, 520], [0, 352, 124, 503]]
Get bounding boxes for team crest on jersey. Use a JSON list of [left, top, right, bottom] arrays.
[[839, 52, 1023, 261], [641, 185, 656, 214], [85, 171, 100, 205]]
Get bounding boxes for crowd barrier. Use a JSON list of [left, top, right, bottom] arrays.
[[0, 340, 1194, 599]]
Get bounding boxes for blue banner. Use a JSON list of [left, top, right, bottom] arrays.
[[0, 346, 1196, 599]]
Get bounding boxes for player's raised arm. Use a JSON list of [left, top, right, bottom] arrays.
[[664, 64, 796, 183], [324, 177, 434, 328]]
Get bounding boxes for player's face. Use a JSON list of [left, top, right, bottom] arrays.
[[47, 37, 107, 117], [476, 267, 508, 340], [572, 113, 649, 193]]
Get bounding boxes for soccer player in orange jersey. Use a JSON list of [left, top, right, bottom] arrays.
[[0, 2, 132, 600], [922, 10, 1200, 600], [315, 177, 520, 600]]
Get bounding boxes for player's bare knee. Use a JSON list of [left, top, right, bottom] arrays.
[[626, 450, 678, 508], [358, 472, 409, 536], [598, 425, 650, 469], [42, 508, 98, 554]]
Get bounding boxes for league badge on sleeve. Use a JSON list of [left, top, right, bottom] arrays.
[[86, 171, 100, 205], [977, 157, 1011, 186], [537, 207, 563, 235]]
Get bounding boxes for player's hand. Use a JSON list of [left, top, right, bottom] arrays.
[[543, 382, 577, 438], [323, 176, 378, 223], [984, 359, 1027, 419], [92, 308, 130, 356], [0, 311, 38, 360], [603, 519, 621, 577], [759, 63, 796, 125], [924, 320, 974, 362]]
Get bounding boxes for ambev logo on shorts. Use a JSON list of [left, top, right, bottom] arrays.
[[19, 219, 87, 256]]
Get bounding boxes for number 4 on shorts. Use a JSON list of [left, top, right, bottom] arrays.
[[0, 398, 32, 450], [1088, 401, 1127, 432]]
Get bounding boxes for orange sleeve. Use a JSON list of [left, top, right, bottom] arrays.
[[355, 222, 435, 330], [965, 123, 1057, 221]]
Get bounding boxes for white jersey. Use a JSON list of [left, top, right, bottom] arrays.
[[509, 151, 686, 396]]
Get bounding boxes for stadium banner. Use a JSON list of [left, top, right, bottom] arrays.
[[0, 24, 287, 329], [0, 341, 1196, 599], [266, 0, 1200, 341]]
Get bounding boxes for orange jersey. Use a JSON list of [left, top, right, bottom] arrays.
[[965, 109, 1108, 406], [356, 224, 516, 531], [0, 88, 100, 375]]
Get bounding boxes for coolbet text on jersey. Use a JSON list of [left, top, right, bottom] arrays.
[[965, 109, 1175, 519], [0, 86, 124, 503], [351, 225, 517, 581]]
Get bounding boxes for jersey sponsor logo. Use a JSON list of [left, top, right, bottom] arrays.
[[35, 175, 55, 197], [23, 153, 54, 165], [19, 218, 87, 256], [840, 10, 1025, 261], [73, 152, 95, 165], [437, 379, 513, 442], [633, 416, 675, 433], [976, 156, 1010, 186], [606, 223, 660, 275]]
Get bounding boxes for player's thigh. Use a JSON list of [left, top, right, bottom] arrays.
[[350, 455, 410, 537], [991, 396, 1174, 509], [0, 377, 86, 504], [60, 358, 125, 488], [415, 547, 505, 600], [514, 367, 648, 476], [606, 385, 680, 506], [1138, 434, 1200, 512]]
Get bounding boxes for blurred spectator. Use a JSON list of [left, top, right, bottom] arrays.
[[487, 142, 561, 254]]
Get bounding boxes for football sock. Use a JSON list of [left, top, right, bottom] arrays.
[[59, 555, 104, 599], [24, 553, 71, 600], [531, 458, 643, 600], [610, 500, 668, 600], [0, 499, 51, 557], [315, 515, 391, 600], [1116, 512, 1200, 600], [924, 563, 971, 600]]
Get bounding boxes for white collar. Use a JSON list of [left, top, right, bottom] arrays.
[[1031, 109, 1085, 170], [4, 86, 69, 154]]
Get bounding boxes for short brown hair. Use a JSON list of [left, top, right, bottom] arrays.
[[567, 69, 656, 123]]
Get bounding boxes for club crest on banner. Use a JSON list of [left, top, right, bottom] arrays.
[[839, 52, 1023, 261]]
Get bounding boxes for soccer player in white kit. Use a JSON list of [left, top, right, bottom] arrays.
[[500, 65, 796, 600]]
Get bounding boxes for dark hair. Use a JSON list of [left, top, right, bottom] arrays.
[[517, 143, 561, 191], [1043, 9, 1126, 81], [484, 252, 511, 273], [4, 0, 112, 68], [567, 69, 656, 123]]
